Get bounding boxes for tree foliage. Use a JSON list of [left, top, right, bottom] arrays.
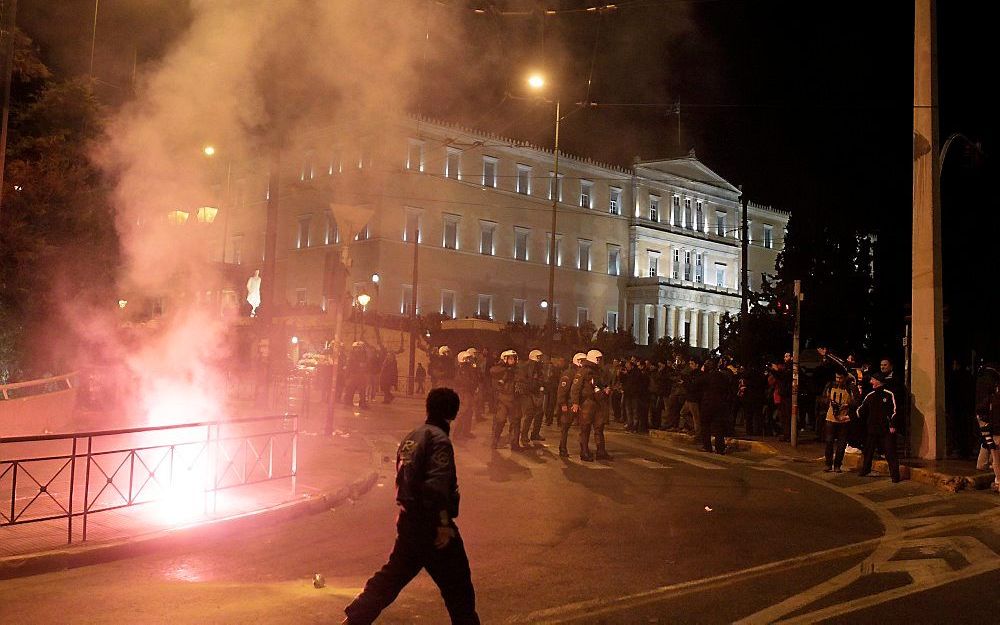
[[0, 31, 119, 382]]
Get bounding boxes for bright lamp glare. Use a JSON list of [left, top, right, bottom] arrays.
[[528, 74, 545, 90], [203, 145, 216, 156]]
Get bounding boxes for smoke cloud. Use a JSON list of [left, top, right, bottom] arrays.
[[92, 0, 450, 425]]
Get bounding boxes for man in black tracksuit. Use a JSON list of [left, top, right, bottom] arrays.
[[344, 388, 480, 625], [699, 359, 736, 454], [857, 373, 901, 483]]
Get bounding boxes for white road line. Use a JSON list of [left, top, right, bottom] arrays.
[[878, 493, 944, 510], [625, 458, 671, 470], [612, 441, 726, 471]]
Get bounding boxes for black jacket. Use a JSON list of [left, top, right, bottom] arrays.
[[395, 419, 460, 524], [857, 387, 898, 433]]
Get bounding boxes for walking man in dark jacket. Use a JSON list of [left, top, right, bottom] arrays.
[[857, 373, 901, 482], [343, 388, 480, 625], [699, 359, 735, 454]]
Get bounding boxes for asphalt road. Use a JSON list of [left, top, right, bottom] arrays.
[[2, 403, 1000, 624]]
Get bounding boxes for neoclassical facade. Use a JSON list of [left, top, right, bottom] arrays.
[[222, 117, 787, 350]]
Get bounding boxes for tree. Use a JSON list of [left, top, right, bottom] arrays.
[[0, 32, 119, 381]]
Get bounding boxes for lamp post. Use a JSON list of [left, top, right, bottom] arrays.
[[202, 145, 233, 264], [528, 73, 561, 360], [356, 292, 371, 342]]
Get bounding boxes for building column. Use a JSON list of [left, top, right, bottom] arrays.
[[710, 310, 720, 349], [656, 304, 667, 341], [689, 307, 700, 348], [665, 304, 676, 340], [630, 303, 641, 343]]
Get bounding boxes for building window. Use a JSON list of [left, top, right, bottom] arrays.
[[406, 140, 424, 172], [297, 216, 311, 249], [672, 249, 680, 279], [446, 148, 460, 179], [577, 307, 589, 327], [695, 252, 704, 283], [482, 156, 498, 188], [512, 299, 526, 324], [684, 198, 693, 229], [443, 215, 460, 250], [229, 235, 243, 265], [695, 200, 704, 232], [403, 211, 422, 243], [683, 250, 692, 281], [763, 225, 774, 249], [480, 222, 495, 255], [514, 227, 529, 261], [577, 239, 591, 271], [354, 223, 370, 241], [607, 245, 621, 276], [549, 172, 563, 202], [477, 294, 493, 319], [715, 264, 727, 289], [580, 180, 593, 209], [516, 164, 531, 194], [441, 290, 456, 318], [606, 311, 618, 330], [649, 195, 660, 222], [648, 252, 659, 277], [295, 288, 307, 306], [715, 211, 727, 237], [672, 195, 681, 226], [325, 215, 338, 245], [546, 233, 563, 266], [402, 285, 414, 315], [609, 187, 622, 215]]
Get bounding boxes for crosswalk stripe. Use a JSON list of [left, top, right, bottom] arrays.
[[625, 457, 671, 470]]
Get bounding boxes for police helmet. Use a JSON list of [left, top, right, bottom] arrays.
[[586, 349, 604, 365], [501, 349, 518, 361], [528, 349, 544, 362], [351, 341, 364, 348], [438, 346, 451, 356], [572, 352, 587, 366]]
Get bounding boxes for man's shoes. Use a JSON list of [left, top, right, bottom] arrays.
[[891, 478, 901, 483], [531, 434, 545, 441], [834, 467, 843, 473], [511, 443, 527, 452], [580, 453, 595, 462], [558, 448, 569, 458], [824, 466, 834, 472]]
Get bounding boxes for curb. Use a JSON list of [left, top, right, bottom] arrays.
[[837, 453, 995, 493], [0, 470, 380, 581], [645, 428, 779, 455]]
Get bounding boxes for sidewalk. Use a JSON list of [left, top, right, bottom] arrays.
[[642, 426, 997, 492], [0, 397, 404, 580]]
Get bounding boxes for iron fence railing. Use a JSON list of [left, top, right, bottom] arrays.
[[0, 414, 297, 544]]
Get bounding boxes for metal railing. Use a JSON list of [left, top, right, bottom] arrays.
[[0, 372, 76, 400], [0, 414, 297, 544]]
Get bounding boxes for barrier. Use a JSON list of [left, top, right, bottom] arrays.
[[0, 373, 78, 436]]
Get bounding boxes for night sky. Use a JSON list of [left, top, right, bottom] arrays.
[[14, 0, 997, 359]]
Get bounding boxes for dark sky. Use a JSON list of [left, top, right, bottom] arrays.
[[14, 0, 996, 357]]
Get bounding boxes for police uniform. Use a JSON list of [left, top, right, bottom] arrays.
[[555, 364, 580, 457], [570, 361, 611, 460], [344, 415, 479, 625], [490, 361, 523, 450], [516, 359, 546, 445], [453, 360, 479, 439]]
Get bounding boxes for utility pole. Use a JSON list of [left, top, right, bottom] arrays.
[[0, 0, 19, 223], [740, 192, 750, 366], [911, 0, 945, 459], [791, 279, 803, 448], [407, 221, 419, 395]]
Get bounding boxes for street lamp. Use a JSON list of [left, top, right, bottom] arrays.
[[528, 72, 561, 360], [202, 144, 232, 264]]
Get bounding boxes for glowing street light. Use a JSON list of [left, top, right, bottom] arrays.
[[118, 299, 128, 309], [203, 145, 216, 157], [371, 273, 380, 284], [540, 299, 549, 309], [290, 336, 299, 345], [527, 73, 545, 90], [356, 293, 371, 308]]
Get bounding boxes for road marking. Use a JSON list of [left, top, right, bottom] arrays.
[[878, 493, 944, 509], [901, 513, 980, 529], [611, 439, 726, 471], [843, 479, 897, 493], [625, 458, 671, 470]]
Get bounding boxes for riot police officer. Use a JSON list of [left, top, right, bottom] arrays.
[[570, 350, 612, 461], [517, 349, 547, 446], [453, 351, 479, 440], [490, 350, 524, 451], [556, 353, 587, 457]]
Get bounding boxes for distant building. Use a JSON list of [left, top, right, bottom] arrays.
[[219, 116, 788, 350]]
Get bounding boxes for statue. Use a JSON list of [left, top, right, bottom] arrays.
[[246, 269, 262, 317]]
